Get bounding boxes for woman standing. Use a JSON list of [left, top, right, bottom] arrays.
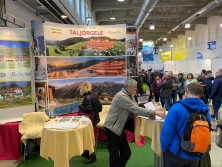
[[152, 73, 162, 102], [78, 81, 102, 164], [186, 73, 197, 86], [177, 73, 185, 100]]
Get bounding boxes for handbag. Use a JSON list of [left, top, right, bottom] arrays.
[[215, 126, 222, 148], [218, 107, 222, 125]]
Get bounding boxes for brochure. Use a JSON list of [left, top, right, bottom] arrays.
[[44, 116, 83, 129]]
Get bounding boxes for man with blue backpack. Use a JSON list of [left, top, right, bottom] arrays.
[[161, 83, 211, 167]]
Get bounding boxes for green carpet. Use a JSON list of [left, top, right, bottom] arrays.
[[17, 137, 154, 167]]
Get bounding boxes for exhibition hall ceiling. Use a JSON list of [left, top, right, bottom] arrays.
[[22, 0, 222, 46], [92, 0, 222, 46]]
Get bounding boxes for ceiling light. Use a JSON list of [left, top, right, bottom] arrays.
[[110, 16, 116, 20], [150, 23, 155, 30], [159, 49, 162, 52], [170, 44, 173, 47], [117, 0, 125, 1], [61, 15, 67, 19], [188, 36, 192, 40], [139, 39, 143, 42], [163, 38, 167, 41], [185, 24, 190, 28], [220, 23, 222, 27], [86, 17, 92, 21]]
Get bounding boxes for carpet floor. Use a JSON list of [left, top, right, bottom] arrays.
[[17, 137, 154, 167]]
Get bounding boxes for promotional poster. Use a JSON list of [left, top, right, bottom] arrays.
[[142, 41, 154, 62], [161, 51, 172, 62], [0, 28, 34, 123], [126, 26, 137, 55], [44, 22, 126, 56]]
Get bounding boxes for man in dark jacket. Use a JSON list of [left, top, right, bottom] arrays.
[[204, 70, 213, 94], [158, 71, 173, 111], [208, 69, 222, 121], [161, 83, 211, 166]]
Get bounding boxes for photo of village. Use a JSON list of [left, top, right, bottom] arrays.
[[47, 56, 126, 79], [48, 77, 125, 106], [0, 81, 33, 109], [45, 36, 125, 56], [0, 40, 30, 69]]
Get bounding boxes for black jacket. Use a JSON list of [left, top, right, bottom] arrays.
[[79, 92, 102, 126], [158, 78, 173, 98], [209, 75, 222, 102]]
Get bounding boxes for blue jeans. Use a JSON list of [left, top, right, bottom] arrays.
[[160, 97, 171, 111], [171, 91, 177, 106], [212, 99, 221, 121], [163, 149, 199, 167]]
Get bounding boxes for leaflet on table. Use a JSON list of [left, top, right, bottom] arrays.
[[138, 115, 165, 122], [44, 116, 83, 129], [44, 122, 80, 129], [57, 116, 83, 122], [144, 102, 156, 110]]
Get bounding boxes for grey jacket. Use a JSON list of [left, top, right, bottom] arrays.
[[158, 79, 173, 98], [104, 89, 155, 136]]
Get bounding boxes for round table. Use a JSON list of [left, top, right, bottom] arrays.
[[40, 118, 95, 167]]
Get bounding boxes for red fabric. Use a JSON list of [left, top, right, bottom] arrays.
[[136, 135, 146, 146], [0, 122, 22, 160], [94, 128, 135, 142], [60, 113, 79, 116]]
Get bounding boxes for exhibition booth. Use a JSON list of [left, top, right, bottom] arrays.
[[0, 21, 140, 165], [0, 18, 220, 167]]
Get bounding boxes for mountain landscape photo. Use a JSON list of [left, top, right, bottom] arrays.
[[49, 78, 125, 103], [45, 36, 125, 56], [47, 57, 126, 79]]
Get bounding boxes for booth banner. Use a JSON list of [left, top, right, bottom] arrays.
[[43, 22, 126, 56], [126, 26, 137, 55], [142, 46, 154, 61], [48, 77, 125, 103], [161, 51, 172, 62], [0, 28, 34, 116], [142, 41, 154, 62], [47, 56, 126, 79], [31, 20, 45, 56]]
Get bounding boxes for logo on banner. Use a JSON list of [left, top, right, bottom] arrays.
[[0, 73, 6, 77], [8, 71, 32, 78], [51, 28, 62, 34], [107, 31, 122, 34]]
